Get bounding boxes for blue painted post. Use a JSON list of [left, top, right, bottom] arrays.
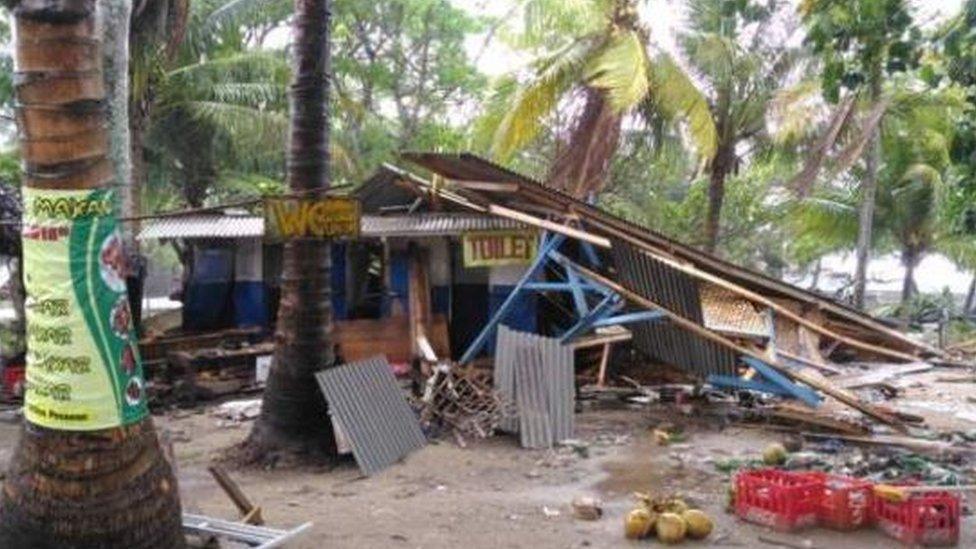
[[564, 262, 589, 317], [743, 357, 823, 407], [559, 294, 619, 343], [459, 233, 565, 363]]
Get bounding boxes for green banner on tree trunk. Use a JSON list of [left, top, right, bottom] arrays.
[[22, 188, 147, 430]]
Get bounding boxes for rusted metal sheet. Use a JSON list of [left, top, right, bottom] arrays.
[[611, 240, 738, 377], [494, 326, 574, 448], [314, 356, 426, 476]]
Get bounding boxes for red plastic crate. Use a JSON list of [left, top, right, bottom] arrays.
[[809, 472, 874, 530], [735, 470, 823, 531], [873, 489, 960, 546]]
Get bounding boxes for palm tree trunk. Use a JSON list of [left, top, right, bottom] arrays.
[[852, 73, 883, 309], [547, 88, 623, 199], [964, 274, 976, 316], [704, 143, 734, 253], [0, 1, 184, 546], [900, 248, 918, 306], [246, 0, 336, 459]]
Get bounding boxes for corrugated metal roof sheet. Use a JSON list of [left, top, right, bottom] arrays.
[[361, 213, 523, 237], [354, 164, 422, 213], [399, 152, 930, 357], [314, 356, 426, 476], [139, 213, 522, 240], [612, 240, 739, 378], [138, 215, 264, 240]]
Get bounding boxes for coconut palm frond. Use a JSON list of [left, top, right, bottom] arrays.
[[584, 30, 650, 112], [490, 35, 602, 160], [647, 53, 718, 160]]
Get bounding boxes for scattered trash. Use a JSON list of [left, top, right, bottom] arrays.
[[541, 506, 561, 519], [212, 398, 262, 422], [571, 496, 603, 521]]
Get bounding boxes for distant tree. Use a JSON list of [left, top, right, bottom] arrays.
[[792, 83, 963, 306], [940, 0, 976, 313], [799, 0, 921, 308], [679, 0, 805, 252], [486, 0, 717, 198]]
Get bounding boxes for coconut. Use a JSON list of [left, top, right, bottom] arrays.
[[656, 512, 687, 544], [762, 442, 788, 466], [624, 507, 654, 539], [682, 509, 714, 539], [665, 498, 688, 514]]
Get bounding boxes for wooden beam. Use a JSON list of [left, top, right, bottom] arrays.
[[561, 257, 905, 429], [450, 180, 520, 192], [596, 343, 611, 387], [485, 203, 612, 248]]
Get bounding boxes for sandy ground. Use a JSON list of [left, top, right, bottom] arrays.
[[2, 369, 975, 548]]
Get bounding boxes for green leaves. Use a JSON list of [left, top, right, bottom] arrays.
[[585, 31, 650, 112], [648, 53, 719, 161], [490, 35, 601, 160]]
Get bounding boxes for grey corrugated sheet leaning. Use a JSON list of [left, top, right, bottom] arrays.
[[494, 326, 574, 448], [611, 239, 738, 378], [315, 356, 426, 476]]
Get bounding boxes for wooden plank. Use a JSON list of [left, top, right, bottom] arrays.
[[834, 362, 934, 390], [769, 403, 869, 435], [334, 316, 449, 364]]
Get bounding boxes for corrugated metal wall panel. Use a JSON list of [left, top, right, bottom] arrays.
[[493, 325, 520, 432], [611, 240, 738, 377], [494, 326, 575, 447], [315, 357, 426, 476], [515, 348, 553, 449]]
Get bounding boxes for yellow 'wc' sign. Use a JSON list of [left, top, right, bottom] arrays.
[[463, 231, 538, 268], [265, 196, 360, 240]]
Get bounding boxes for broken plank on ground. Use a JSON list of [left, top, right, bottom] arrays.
[[833, 362, 934, 389]]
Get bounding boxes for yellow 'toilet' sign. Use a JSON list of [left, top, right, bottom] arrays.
[[264, 196, 360, 240], [22, 188, 147, 430], [462, 231, 538, 268]]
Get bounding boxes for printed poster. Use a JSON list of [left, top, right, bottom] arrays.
[[22, 187, 147, 430]]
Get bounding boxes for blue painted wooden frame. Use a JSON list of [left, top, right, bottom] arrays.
[[742, 357, 823, 407]]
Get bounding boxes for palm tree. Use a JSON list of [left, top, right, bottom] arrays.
[[0, 1, 184, 546], [488, 0, 717, 198], [790, 84, 963, 306], [245, 0, 337, 460], [798, 0, 920, 308], [678, 0, 804, 251]]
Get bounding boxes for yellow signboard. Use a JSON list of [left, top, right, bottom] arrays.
[[265, 196, 360, 240], [463, 231, 538, 268]]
